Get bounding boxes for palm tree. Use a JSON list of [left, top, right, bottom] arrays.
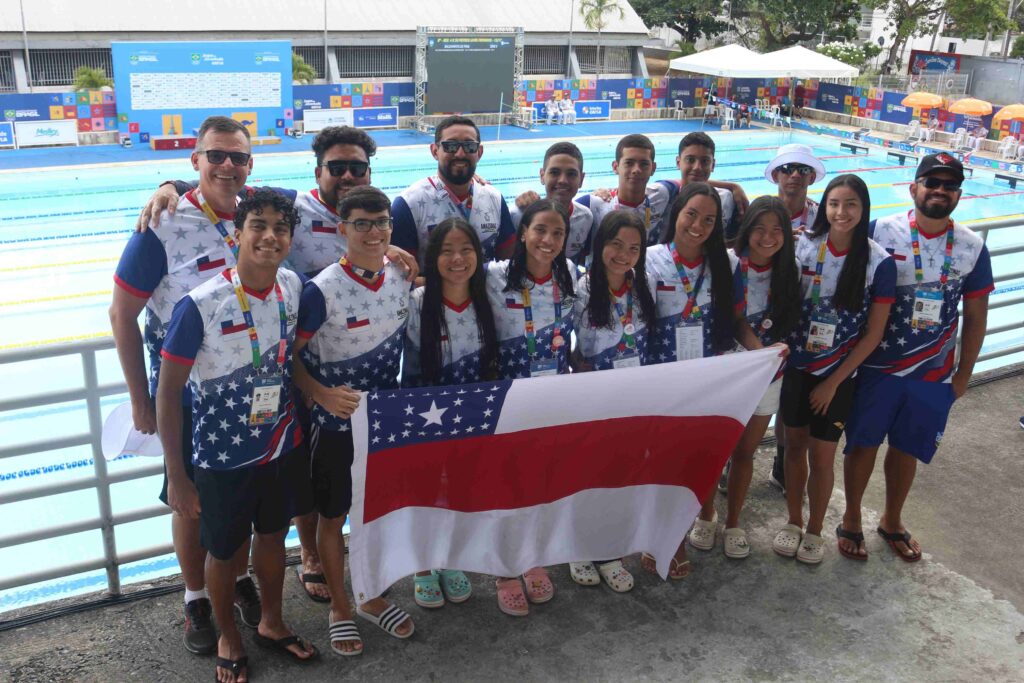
[[292, 53, 318, 84], [580, 0, 624, 80], [72, 66, 112, 91]]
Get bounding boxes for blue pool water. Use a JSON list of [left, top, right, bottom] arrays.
[[1, 125, 1022, 612]]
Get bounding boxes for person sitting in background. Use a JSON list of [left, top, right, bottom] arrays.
[[558, 97, 576, 124], [969, 126, 988, 151], [544, 99, 559, 125], [924, 115, 940, 142]]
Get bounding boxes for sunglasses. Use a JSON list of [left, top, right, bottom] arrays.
[[323, 160, 370, 177], [777, 163, 814, 177], [439, 140, 481, 154], [341, 217, 393, 232], [918, 177, 962, 192], [200, 150, 251, 166]]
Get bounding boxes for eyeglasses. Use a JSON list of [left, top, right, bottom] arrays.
[[200, 150, 251, 166], [323, 160, 370, 177], [438, 140, 480, 154], [777, 164, 814, 177], [918, 177, 962, 192], [340, 217, 393, 232]]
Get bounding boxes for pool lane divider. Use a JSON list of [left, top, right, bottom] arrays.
[[0, 257, 118, 273]]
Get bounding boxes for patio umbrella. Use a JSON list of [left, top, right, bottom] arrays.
[[901, 91, 944, 108], [947, 98, 993, 116], [992, 104, 1024, 124]]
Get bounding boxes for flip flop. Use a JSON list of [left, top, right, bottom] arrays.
[[877, 527, 922, 563], [328, 618, 363, 657], [355, 603, 415, 639], [252, 633, 318, 663], [836, 525, 867, 561], [295, 566, 331, 603], [214, 655, 247, 683]]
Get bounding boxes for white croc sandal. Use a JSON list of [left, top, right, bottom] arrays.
[[773, 524, 803, 558], [796, 533, 825, 565], [569, 561, 600, 586], [688, 514, 718, 551], [596, 560, 634, 593], [722, 527, 750, 559]]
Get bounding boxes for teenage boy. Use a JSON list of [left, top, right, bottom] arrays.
[[665, 132, 742, 240], [294, 186, 416, 650], [110, 116, 261, 655]]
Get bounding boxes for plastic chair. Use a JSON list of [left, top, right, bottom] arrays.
[[951, 127, 968, 149], [998, 135, 1018, 160], [904, 120, 922, 144], [673, 100, 687, 120]]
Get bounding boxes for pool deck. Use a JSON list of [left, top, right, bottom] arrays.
[[4, 366, 1023, 682]]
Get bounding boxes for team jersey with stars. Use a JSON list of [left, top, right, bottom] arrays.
[[391, 177, 516, 264], [402, 288, 488, 387], [863, 212, 993, 382], [572, 273, 652, 370], [288, 189, 347, 277], [661, 181, 736, 234], [114, 190, 238, 401], [160, 269, 304, 471], [578, 183, 673, 246], [485, 260, 577, 378], [645, 245, 742, 362], [791, 198, 819, 230], [510, 199, 594, 262], [298, 259, 410, 432], [787, 233, 897, 376]]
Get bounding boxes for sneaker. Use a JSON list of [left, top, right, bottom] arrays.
[[183, 597, 217, 655], [769, 443, 785, 493], [717, 459, 731, 494], [233, 577, 262, 628]]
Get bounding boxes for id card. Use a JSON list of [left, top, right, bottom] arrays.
[[612, 354, 641, 369], [529, 359, 558, 377], [805, 310, 838, 353], [911, 288, 943, 330], [250, 376, 282, 425], [675, 322, 704, 361]]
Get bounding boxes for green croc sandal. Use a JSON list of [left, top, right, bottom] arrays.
[[413, 572, 445, 608], [436, 569, 472, 603]]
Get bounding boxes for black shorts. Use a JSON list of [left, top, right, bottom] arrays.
[[194, 446, 311, 561], [781, 367, 856, 443], [310, 424, 355, 520], [158, 408, 194, 506]]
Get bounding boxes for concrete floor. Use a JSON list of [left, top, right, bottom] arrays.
[[3, 370, 1023, 682]]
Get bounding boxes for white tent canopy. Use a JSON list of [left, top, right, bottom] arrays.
[[761, 46, 859, 79], [669, 43, 858, 79]]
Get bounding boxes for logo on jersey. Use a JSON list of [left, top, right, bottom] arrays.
[[197, 255, 227, 272], [311, 220, 335, 235], [396, 307, 408, 320], [346, 316, 370, 330], [221, 319, 248, 335]]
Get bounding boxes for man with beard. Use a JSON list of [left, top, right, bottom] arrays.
[[839, 153, 993, 562], [391, 115, 516, 265]]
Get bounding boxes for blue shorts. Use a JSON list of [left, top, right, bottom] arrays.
[[844, 370, 956, 464]]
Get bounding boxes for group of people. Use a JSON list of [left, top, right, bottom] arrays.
[[542, 97, 577, 125], [111, 113, 993, 683]]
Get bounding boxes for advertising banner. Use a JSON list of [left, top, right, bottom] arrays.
[[15, 120, 79, 147]]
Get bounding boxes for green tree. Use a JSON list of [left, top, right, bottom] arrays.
[[817, 42, 883, 69], [72, 66, 112, 91], [670, 38, 698, 59], [580, 0, 625, 79], [292, 53, 318, 84], [1012, 35, 1024, 59], [629, 0, 727, 43]]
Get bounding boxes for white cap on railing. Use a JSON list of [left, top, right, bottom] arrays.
[[101, 402, 163, 461]]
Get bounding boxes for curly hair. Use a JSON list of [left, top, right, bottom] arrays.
[[235, 188, 299, 235]]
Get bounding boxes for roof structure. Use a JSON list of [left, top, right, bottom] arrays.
[[761, 46, 859, 79], [669, 43, 858, 79]]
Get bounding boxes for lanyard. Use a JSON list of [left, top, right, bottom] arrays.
[[195, 189, 239, 259], [741, 255, 774, 330], [612, 191, 651, 231], [909, 213, 954, 286], [430, 177, 473, 221], [669, 242, 706, 321], [522, 278, 562, 357], [810, 240, 828, 308], [340, 255, 386, 280], [791, 199, 812, 229], [229, 269, 287, 372], [611, 286, 636, 352]]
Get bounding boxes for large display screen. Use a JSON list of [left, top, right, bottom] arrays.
[[426, 35, 515, 114]]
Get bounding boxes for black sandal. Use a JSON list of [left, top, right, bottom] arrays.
[[214, 655, 247, 682], [296, 568, 331, 603], [253, 633, 319, 663], [876, 527, 922, 563], [836, 525, 867, 561]]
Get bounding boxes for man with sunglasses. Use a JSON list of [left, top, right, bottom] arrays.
[[391, 115, 516, 265], [841, 153, 993, 563], [766, 143, 826, 234], [111, 115, 260, 656]]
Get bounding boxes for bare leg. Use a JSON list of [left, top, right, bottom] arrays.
[[173, 513, 206, 591], [317, 515, 362, 653], [783, 424, 810, 528], [208, 542, 248, 683], [840, 445, 878, 557], [253, 529, 314, 659], [804, 437, 837, 537], [294, 512, 329, 601], [725, 414, 772, 528], [880, 446, 921, 558]]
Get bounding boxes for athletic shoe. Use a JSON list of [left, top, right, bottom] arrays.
[[233, 577, 262, 628], [769, 443, 785, 493], [717, 459, 731, 494], [183, 597, 217, 655]]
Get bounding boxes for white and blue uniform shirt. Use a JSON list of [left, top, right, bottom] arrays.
[[485, 260, 577, 378], [510, 199, 594, 262], [161, 269, 304, 470], [403, 288, 490, 387], [579, 183, 673, 246], [298, 259, 410, 432], [787, 233, 896, 376], [114, 190, 238, 401], [572, 273, 652, 370], [391, 177, 516, 264], [288, 189, 347, 277], [791, 198, 819, 231], [863, 212, 993, 382], [645, 245, 742, 362]]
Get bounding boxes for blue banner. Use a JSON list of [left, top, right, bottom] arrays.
[[531, 99, 611, 121], [0, 93, 67, 122], [816, 83, 850, 113], [880, 91, 913, 125], [352, 106, 399, 128], [292, 83, 415, 120], [667, 78, 708, 107], [0, 121, 14, 146]]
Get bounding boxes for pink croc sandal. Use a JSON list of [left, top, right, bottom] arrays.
[[521, 567, 554, 604], [494, 578, 529, 617]]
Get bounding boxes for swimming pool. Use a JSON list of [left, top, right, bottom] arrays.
[[2, 126, 1022, 612]]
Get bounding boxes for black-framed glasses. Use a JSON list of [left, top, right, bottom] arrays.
[[439, 140, 480, 154], [201, 150, 251, 166], [323, 160, 370, 177], [918, 177, 962, 192], [777, 163, 814, 177], [341, 217, 393, 232]]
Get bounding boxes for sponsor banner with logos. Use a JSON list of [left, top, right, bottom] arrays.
[[14, 120, 79, 147], [0, 121, 14, 148]]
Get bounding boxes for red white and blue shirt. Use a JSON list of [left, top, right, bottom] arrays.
[[787, 233, 897, 376], [391, 177, 516, 264], [402, 287, 489, 387], [572, 273, 653, 370], [863, 212, 993, 382], [113, 190, 238, 401], [578, 183, 674, 246], [288, 189, 347, 277], [298, 259, 410, 432], [791, 198, 819, 231], [160, 269, 304, 470], [510, 199, 594, 262]]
